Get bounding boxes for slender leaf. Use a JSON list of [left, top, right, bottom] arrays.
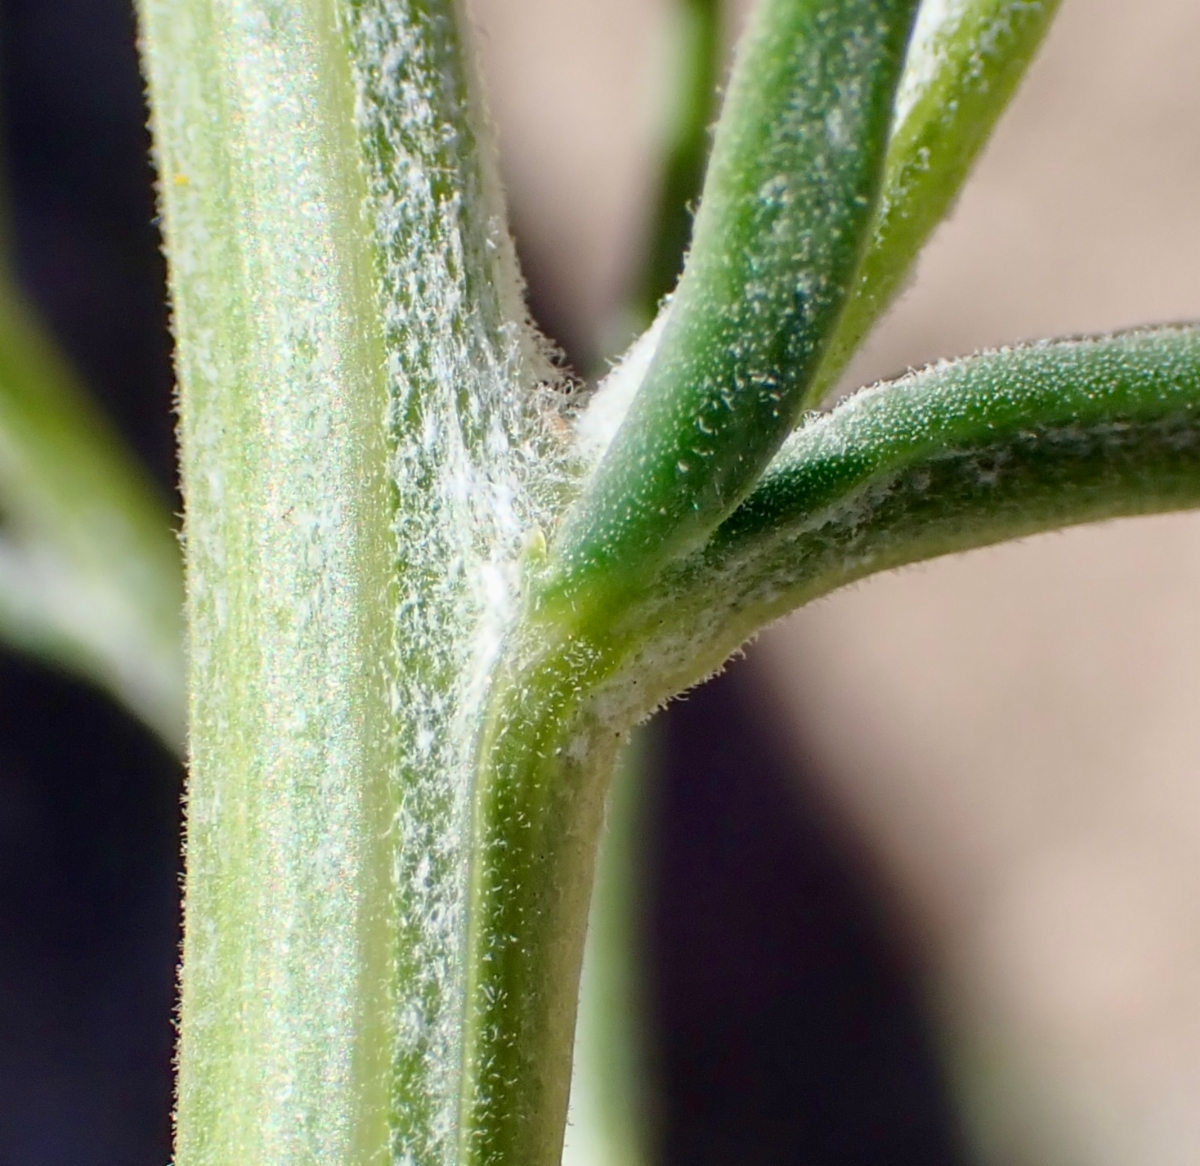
[[0, 278, 183, 747], [543, 0, 922, 622], [623, 326, 1200, 702], [812, 0, 1062, 400]]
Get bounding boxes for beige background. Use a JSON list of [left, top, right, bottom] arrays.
[[464, 2, 1200, 1163]]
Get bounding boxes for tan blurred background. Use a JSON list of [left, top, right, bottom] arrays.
[[464, 1, 1200, 1164]]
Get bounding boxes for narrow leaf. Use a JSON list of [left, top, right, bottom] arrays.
[[646, 326, 1200, 689], [544, 0, 922, 621], [812, 0, 1062, 399], [0, 280, 183, 747]]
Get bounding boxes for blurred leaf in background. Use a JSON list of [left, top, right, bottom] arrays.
[[0, 0, 182, 1160]]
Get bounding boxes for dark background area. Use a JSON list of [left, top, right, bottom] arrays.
[[0, 1, 965, 1162]]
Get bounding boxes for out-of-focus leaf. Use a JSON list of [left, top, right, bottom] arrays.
[[0, 280, 183, 748]]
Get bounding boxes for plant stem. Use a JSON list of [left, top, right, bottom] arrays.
[[140, 0, 398, 1160], [460, 636, 626, 1166], [631, 0, 723, 329], [626, 327, 1200, 698], [139, 1, 1158, 1164], [338, 3, 579, 1162], [142, 0, 580, 1160]]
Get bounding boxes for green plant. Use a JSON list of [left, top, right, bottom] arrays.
[[2, 0, 1198, 1164]]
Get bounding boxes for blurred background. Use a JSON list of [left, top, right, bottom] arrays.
[[1, 0, 1198, 1163]]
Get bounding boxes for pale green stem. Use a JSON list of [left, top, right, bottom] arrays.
[[141, 0, 576, 1163], [337, 4, 578, 1163], [563, 730, 657, 1166], [140, 0, 398, 1162]]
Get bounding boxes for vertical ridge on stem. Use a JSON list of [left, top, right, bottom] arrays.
[[340, 1, 578, 1162]]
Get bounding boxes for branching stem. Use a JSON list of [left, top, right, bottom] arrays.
[[622, 327, 1200, 701]]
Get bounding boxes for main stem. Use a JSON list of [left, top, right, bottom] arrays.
[[142, 0, 584, 1161], [141, 0, 398, 1161]]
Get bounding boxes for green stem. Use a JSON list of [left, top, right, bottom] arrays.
[[632, 0, 723, 328], [140, 0, 398, 1161], [142, 0, 578, 1161], [338, 4, 578, 1163], [631, 326, 1200, 697], [461, 635, 626, 1166]]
